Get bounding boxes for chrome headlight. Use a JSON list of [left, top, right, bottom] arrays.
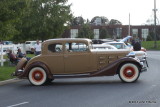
[[127, 51, 135, 57]]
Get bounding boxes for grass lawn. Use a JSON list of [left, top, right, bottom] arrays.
[[142, 41, 160, 50], [0, 54, 35, 81], [0, 65, 15, 81]]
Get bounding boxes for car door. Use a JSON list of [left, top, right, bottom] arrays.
[[45, 43, 65, 74], [64, 42, 91, 74]]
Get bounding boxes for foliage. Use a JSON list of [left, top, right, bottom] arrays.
[[147, 31, 154, 41], [0, 0, 72, 42], [90, 16, 109, 25], [146, 35, 153, 41], [0, 0, 25, 40], [78, 24, 94, 39], [71, 16, 85, 26], [99, 28, 110, 39], [109, 19, 122, 25]]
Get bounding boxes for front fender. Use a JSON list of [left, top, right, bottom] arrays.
[[91, 57, 142, 76], [12, 58, 27, 77], [18, 61, 53, 79]]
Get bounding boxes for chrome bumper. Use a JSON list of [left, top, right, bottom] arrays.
[[12, 69, 24, 77], [140, 58, 148, 72]]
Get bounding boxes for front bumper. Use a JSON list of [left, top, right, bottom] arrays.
[[141, 66, 147, 72], [140, 58, 148, 72]]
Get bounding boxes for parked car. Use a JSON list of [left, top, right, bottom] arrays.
[[25, 41, 41, 54], [103, 42, 130, 49], [92, 44, 117, 50], [103, 41, 147, 62], [13, 38, 147, 86]]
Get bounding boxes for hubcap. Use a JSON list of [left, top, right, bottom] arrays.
[[123, 67, 135, 78], [32, 70, 44, 82]]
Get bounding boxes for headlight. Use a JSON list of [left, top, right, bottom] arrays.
[[127, 52, 135, 57]]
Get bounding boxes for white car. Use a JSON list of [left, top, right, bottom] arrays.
[[92, 44, 117, 50], [102, 41, 148, 64], [25, 41, 42, 54]]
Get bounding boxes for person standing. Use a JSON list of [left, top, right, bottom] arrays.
[[34, 40, 41, 55], [131, 36, 141, 51]]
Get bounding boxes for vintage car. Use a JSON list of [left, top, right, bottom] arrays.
[[13, 38, 147, 86]]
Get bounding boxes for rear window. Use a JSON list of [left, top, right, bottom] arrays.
[[48, 43, 63, 53]]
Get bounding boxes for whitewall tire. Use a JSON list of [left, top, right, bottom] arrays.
[[29, 67, 47, 86], [119, 63, 140, 83]]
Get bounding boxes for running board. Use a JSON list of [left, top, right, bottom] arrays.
[[54, 73, 91, 78]]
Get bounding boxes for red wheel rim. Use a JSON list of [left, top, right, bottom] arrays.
[[123, 66, 135, 79], [32, 70, 44, 82]]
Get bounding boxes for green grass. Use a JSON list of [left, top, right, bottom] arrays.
[[0, 65, 15, 81], [142, 41, 160, 50], [0, 54, 35, 81], [26, 53, 35, 58]]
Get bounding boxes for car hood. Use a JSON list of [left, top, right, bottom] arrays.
[[91, 49, 130, 54]]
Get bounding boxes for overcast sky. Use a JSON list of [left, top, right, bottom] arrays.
[[68, 0, 160, 25]]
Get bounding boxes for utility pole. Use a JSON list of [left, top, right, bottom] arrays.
[[128, 13, 131, 36], [153, 0, 157, 48]]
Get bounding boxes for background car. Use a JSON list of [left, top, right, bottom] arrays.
[[25, 41, 42, 54]]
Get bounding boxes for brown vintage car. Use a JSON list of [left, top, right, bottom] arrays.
[[13, 38, 147, 85]]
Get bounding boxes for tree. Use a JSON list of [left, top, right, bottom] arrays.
[[0, 0, 26, 41], [90, 16, 109, 25], [71, 16, 85, 26], [109, 19, 122, 25], [1, 0, 72, 42], [17, 0, 72, 41], [99, 28, 110, 39], [78, 24, 94, 39]]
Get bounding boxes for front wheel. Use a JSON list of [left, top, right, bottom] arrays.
[[119, 63, 140, 83], [28, 67, 47, 86]]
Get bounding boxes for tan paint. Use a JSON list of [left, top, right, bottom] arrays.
[[20, 39, 131, 76]]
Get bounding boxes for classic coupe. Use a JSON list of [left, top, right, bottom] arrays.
[[13, 38, 147, 85]]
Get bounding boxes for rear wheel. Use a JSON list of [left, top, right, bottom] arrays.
[[119, 63, 140, 83], [28, 67, 47, 86]]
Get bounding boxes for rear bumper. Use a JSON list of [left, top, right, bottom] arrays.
[[12, 69, 25, 78]]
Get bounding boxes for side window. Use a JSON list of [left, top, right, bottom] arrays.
[[48, 43, 62, 53], [65, 42, 88, 52]]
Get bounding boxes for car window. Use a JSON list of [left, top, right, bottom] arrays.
[[25, 42, 31, 44], [65, 42, 88, 52], [48, 43, 63, 53]]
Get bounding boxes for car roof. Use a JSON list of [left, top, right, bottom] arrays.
[[107, 41, 125, 44], [44, 38, 92, 44]]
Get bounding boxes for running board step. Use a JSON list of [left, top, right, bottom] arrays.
[[54, 73, 90, 78]]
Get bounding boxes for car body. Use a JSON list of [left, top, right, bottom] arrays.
[[92, 44, 117, 50], [13, 38, 147, 86]]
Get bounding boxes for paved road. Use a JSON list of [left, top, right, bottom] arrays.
[[0, 51, 160, 107]]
